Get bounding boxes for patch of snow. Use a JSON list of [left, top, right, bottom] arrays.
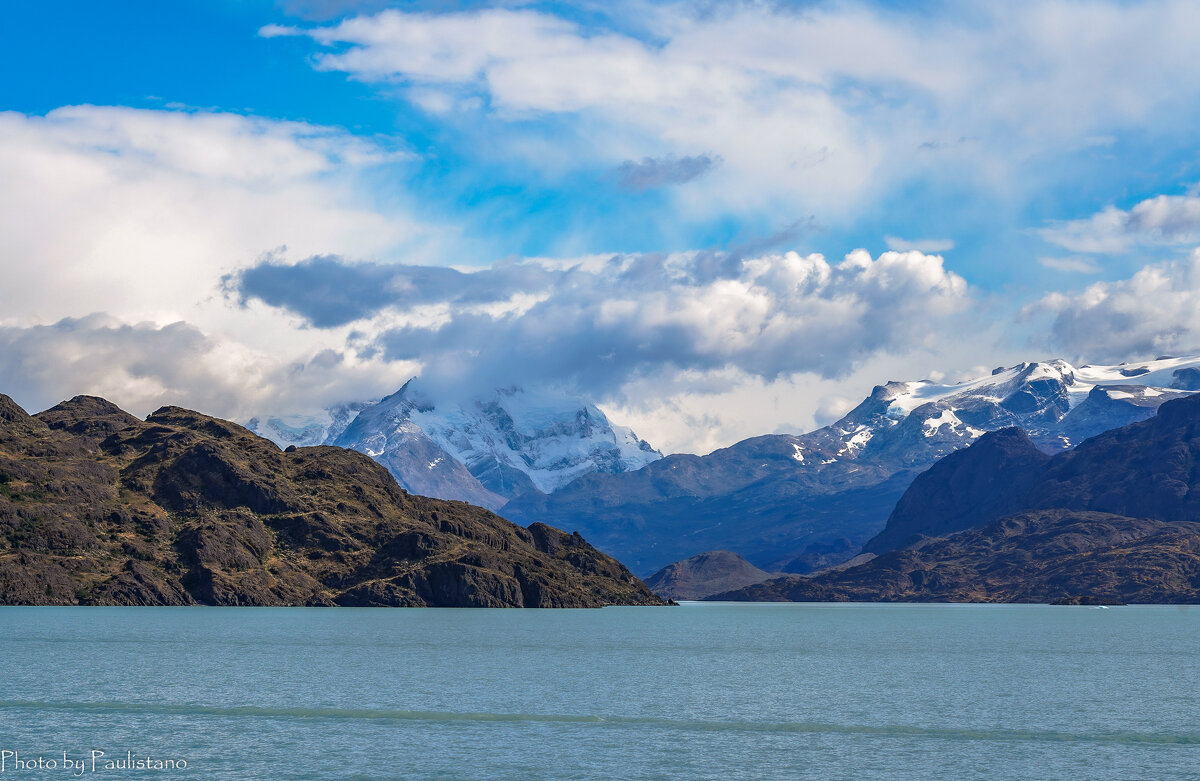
[[921, 408, 985, 439], [836, 425, 874, 456]]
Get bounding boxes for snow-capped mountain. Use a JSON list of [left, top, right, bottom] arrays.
[[504, 354, 1200, 575], [249, 380, 661, 511], [797, 355, 1200, 469]]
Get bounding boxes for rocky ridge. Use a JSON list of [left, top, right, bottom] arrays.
[[710, 511, 1200, 604], [0, 394, 667, 607]]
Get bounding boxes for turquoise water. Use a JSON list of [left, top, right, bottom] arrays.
[[0, 603, 1197, 780]]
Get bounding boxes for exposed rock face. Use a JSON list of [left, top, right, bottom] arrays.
[[710, 511, 1200, 605], [0, 394, 667, 608], [644, 550, 781, 601], [712, 394, 1200, 604], [504, 355, 1200, 575]]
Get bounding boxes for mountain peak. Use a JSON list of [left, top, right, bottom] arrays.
[[0, 394, 31, 424], [247, 381, 663, 509]]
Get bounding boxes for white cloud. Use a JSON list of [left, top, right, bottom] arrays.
[[270, 2, 1200, 222], [0, 104, 460, 427], [1039, 194, 1200, 254], [884, 236, 954, 253], [0, 314, 416, 424], [1028, 251, 1200, 361], [0, 102, 982, 452], [0, 105, 426, 333]]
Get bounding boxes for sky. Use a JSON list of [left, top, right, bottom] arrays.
[[3, 0, 1200, 454]]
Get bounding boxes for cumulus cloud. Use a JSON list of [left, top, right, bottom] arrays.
[[1039, 194, 1200, 254], [0, 105, 451, 427], [0, 105, 424, 330], [617, 154, 720, 191], [1028, 251, 1200, 361], [231, 248, 970, 400], [266, 2, 1200, 222]]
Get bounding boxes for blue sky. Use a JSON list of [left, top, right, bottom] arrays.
[[3, 0, 1200, 452]]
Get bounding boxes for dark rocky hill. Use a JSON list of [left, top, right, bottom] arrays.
[[0, 394, 667, 607], [710, 511, 1200, 604], [862, 428, 1052, 554], [644, 550, 782, 601], [712, 393, 1200, 604], [866, 393, 1200, 555]]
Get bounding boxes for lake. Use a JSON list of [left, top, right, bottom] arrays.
[[0, 603, 1197, 779]]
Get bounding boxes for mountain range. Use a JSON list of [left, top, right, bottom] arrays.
[[247, 354, 1200, 579], [504, 355, 1200, 575], [711, 391, 1200, 604]]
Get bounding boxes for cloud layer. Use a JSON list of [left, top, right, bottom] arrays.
[[232, 248, 970, 399], [267, 1, 1200, 224], [0, 314, 415, 423]]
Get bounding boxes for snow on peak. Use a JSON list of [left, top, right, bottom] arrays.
[[803, 353, 1200, 469], [401, 382, 662, 494], [921, 408, 985, 439]]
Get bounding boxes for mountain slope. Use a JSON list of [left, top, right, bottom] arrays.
[[712, 393, 1200, 604], [504, 355, 1200, 575], [866, 392, 1200, 554], [862, 428, 1052, 554], [0, 394, 666, 607]]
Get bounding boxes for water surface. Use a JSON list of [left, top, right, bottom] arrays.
[[0, 603, 1197, 779]]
